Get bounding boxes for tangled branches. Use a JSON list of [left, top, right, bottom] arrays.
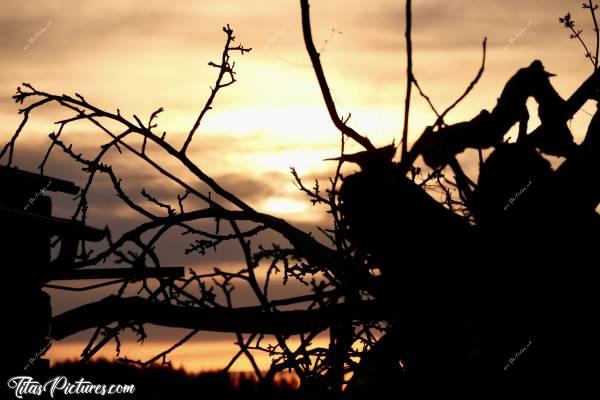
[[1, 13, 389, 395]]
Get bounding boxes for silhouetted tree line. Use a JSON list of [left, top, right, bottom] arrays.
[[40, 359, 298, 400]]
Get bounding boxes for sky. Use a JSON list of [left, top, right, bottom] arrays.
[[1, 0, 597, 372]]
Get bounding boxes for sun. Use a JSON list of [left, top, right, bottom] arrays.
[[261, 197, 309, 215]]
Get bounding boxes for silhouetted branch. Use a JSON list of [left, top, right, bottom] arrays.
[[119, 329, 200, 368], [412, 77, 441, 119], [404, 59, 600, 170], [300, 0, 375, 151], [401, 0, 413, 160], [438, 37, 487, 123], [560, 11, 596, 68], [584, 1, 600, 69], [0, 91, 52, 166], [399, 38, 486, 172], [182, 25, 251, 154], [51, 295, 385, 340], [224, 333, 259, 373], [217, 279, 264, 380]]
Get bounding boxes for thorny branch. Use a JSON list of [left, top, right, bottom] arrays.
[[182, 25, 251, 154]]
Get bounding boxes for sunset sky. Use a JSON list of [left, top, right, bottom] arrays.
[[1, 0, 597, 372]]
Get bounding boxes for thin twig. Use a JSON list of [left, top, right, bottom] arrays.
[[589, 1, 600, 69], [181, 25, 251, 154], [401, 0, 413, 160], [439, 38, 487, 122]]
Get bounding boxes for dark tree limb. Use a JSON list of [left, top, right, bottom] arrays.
[[406, 60, 600, 170], [51, 295, 385, 340], [401, 0, 413, 159], [300, 0, 375, 151]]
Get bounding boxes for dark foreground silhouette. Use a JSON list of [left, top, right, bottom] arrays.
[[339, 60, 600, 396]]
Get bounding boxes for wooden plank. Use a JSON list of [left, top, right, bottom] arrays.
[[0, 166, 80, 195]]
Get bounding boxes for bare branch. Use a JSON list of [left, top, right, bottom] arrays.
[[51, 295, 385, 340], [401, 0, 413, 160], [439, 37, 487, 122], [181, 25, 251, 154], [300, 0, 375, 151]]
